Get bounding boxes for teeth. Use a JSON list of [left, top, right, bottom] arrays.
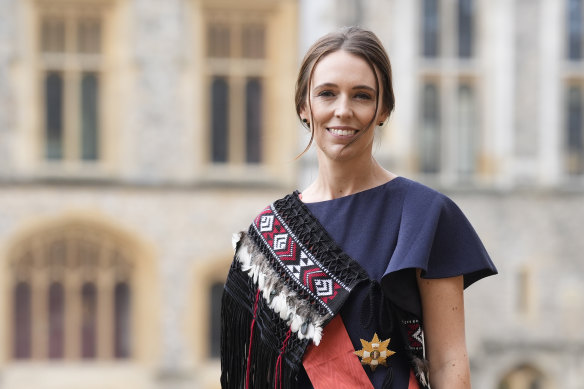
[[329, 128, 357, 136]]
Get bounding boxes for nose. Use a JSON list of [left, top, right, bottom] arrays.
[[334, 95, 353, 119]]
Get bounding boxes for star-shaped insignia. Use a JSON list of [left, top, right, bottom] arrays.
[[354, 333, 396, 372]]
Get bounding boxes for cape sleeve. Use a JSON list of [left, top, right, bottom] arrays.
[[381, 181, 497, 316]]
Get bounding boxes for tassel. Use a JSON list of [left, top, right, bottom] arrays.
[[245, 288, 261, 389], [274, 329, 292, 389]]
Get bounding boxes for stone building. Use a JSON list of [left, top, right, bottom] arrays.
[[0, 0, 582, 388]]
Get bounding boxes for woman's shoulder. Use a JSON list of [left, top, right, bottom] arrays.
[[397, 177, 454, 206]]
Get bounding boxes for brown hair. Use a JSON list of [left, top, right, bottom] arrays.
[[295, 26, 395, 157]]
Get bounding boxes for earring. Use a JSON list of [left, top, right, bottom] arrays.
[[378, 122, 384, 126], [302, 118, 310, 125]]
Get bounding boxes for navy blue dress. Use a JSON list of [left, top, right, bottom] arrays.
[[297, 177, 497, 388]]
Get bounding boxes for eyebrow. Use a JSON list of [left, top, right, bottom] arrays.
[[313, 83, 376, 93]]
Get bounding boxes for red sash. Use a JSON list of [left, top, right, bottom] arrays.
[[302, 315, 421, 389], [303, 315, 373, 388]]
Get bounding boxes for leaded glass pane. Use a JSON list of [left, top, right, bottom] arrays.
[[458, 0, 473, 57], [242, 24, 265, 59], [81, 72, 99, 160], [423, 0, 440, 57], [567, 86, 584, 174], [13, 282, 32, 359], [457, 84, 476, 175], [207, 23, 231, 58], [48, 282, 65, 359], [81, 283, 97, 358], [568, 0, 583, 60], [211, 77, 229, 163], [114, 282, 131, 358], [78, 18, 101, 53], [45, 72, 64, 160], [245, 78, 262, 163], [41, 17, 65, 53], [421, 83, 441, 173]]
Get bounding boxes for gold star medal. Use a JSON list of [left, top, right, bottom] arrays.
[[354, 333, 395, 372]]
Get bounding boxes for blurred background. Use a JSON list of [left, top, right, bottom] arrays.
[[0, 0, 583, 388]]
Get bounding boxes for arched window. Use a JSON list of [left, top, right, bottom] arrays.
[[9, 223, 134, 360]]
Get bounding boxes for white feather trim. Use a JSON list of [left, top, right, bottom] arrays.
[[232, 232, 243, 251], [306, 324, 315, 340], [258, 272, 265, 289], [234, 235, 332, 345], [237, 246, 252, 270], [290, 316, 303, 333], [272, 294, 286, 314], [313, 326, 323, 346]]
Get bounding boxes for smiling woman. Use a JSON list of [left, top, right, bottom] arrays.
[[299, 50, 392, 200], [296, 28, 394, 162], [302, 50, 384, 163], [220, 26, 497, 389]]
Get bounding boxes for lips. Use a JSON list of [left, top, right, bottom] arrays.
[[327, 128, 358, 136]]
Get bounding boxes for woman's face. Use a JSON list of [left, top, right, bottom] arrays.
[[301, 50, 387, 162]]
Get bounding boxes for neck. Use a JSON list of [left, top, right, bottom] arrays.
[[302, 151, 395, 202]]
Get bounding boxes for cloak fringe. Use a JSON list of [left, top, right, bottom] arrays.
[[221, 260, 308, 389]]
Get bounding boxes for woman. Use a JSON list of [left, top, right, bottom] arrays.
[[220, 27, 497, 389]]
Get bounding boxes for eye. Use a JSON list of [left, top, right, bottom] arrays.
[[316, 90, 335, 97], [355, 92, 373, 100]]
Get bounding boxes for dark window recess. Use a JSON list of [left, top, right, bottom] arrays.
[[114, 282, 131, 358], [81, 282, 98, 358], [423, 0, 440, 57], [48, 282, 65, 359], [567, 86, 584, 174], [568, 0, 583, 60], [458, 0, 473, 57], [13, 282, 32, 359], [45, 72, 64, 160], [421, 83, 441, 173], [245, 78, 263, 163], [81, 72, 99, 160], [211, 77, 229, 163]]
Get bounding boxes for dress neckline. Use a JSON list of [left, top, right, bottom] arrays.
[[298, 176, 403, 205]]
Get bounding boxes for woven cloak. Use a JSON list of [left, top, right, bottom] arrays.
[[220, 192, 430, 388]]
